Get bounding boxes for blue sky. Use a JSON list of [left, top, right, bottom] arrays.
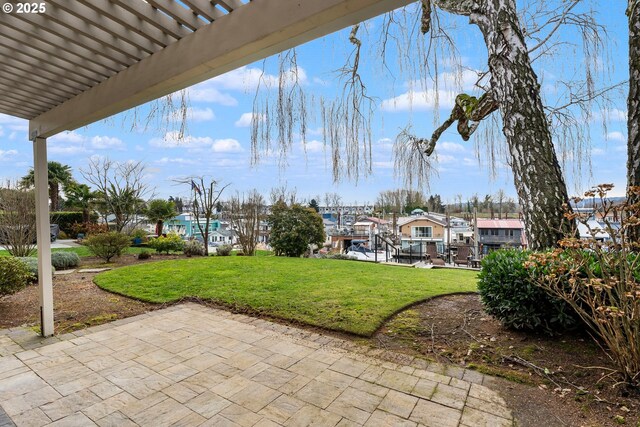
[[0, 1, 630, 205]]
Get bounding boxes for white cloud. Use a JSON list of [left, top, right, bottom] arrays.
[[303, 140, 324, 153], [0, 149, 18, 161], [591, 148, 606, 155], [186, 107, 215, 122], [437, 154, 456, 164], [592, 109, 627, 123], [149, 132, 213, 148], [438, 142, 466, 153], [49, 145, 88, 155], [49, 131, 86, 144], [0, 126, 4, 138], [186, 86, 238, 106], [91, 136, 124, 150], [185, 66, 308, 106], [48, 131, 90, 155], [0, 114, 28, 132], [156, 157, 199, 166], [606, 131, 626, 142], [212, 138, 243, 153], [462, 157, 477, 167], [235, 112, 265, 128], [373, 161, 394, 169], [380, 89, 458, 112]]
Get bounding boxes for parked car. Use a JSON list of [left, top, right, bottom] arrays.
[[0, 224, 59, 244]]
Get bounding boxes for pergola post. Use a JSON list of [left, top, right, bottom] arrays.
[[33, 137, 54, 337]]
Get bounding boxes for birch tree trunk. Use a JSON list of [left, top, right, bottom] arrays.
[[437, 0, 572, 250], [627, 0, 640, 241]]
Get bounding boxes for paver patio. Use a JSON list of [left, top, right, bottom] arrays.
[[0, 304, 514, 426]]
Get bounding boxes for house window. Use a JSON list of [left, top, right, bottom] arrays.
[[412, 226, 432, 238], [507, 229, 515, 237], [491, 229, 499, 236], [480, 229, 488, 236]]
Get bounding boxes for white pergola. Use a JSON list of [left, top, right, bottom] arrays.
[[0, 0, 412, 336]]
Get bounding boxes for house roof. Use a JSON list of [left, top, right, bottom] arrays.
[[477, 219, 524, 229], [398, 215, 446, 227], [364, 216, 389, 225]]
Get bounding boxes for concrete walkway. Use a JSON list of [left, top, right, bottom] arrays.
[[0, 304, 514, 426]]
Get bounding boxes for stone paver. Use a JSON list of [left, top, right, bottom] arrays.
[[0, 303, 514, 426]]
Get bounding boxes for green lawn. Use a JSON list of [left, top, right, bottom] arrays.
[[95, 256, 478, 336]]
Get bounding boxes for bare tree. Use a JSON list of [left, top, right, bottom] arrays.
[[495, 189, 506, 218], [80, 158, 151, 233], [229, 190, 265, 256], [0, 183, 37, 257], [270, 185, 298, 206], [175, 177, 229, 256], [323, 192, 342, 212], [628, 0, 640, 242]]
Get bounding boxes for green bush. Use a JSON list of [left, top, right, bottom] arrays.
[[268, 202, 325, 257], [137, 250, 151, 260], [51, 252, 80, 270], [15, 257, 55, 282], [0, 257, 32, 295], [478, 249, 577, 334], [216, 244, 232, 256], [148, 234, 184, 254], [183, 240, 205, 257], [84, 232, 131, 263]]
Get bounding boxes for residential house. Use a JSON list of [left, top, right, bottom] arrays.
[[476, 219, 527, 253], [164, 214, 235, 244], [397, 215, 446, 251], [328, 216, 389, 251]]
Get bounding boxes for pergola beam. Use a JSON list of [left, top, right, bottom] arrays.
[[15, 12, 136, 65], [30, 0, 412, 139]]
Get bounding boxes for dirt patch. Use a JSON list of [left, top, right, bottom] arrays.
[[371, 293, 639, 426], [0, 254, 183, 334]]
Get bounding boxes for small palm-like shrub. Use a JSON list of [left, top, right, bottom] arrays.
[[148, 234, 184, 254], [478, 249, 577, 334], [0, 257, 32, 295], [51, 252, 80, 270], [183, 240, 205, 257], [84, 232, 131, 263], [216, 244, 232, 256], [137, 250, 152, 260]]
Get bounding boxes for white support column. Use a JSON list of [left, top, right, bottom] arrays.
[[33, 137, 54, 337]]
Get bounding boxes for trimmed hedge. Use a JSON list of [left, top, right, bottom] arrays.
[[477, 249, 578, 335], [51, 252, 80, 270]]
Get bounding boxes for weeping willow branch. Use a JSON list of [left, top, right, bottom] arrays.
[[394, 129, 438, 190], [250, 49, 307, 169], [321, 24, 375, 182]]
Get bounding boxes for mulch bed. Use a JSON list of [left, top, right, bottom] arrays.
[[0, 254, 182, 334], [372, 293, 639, 427]]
